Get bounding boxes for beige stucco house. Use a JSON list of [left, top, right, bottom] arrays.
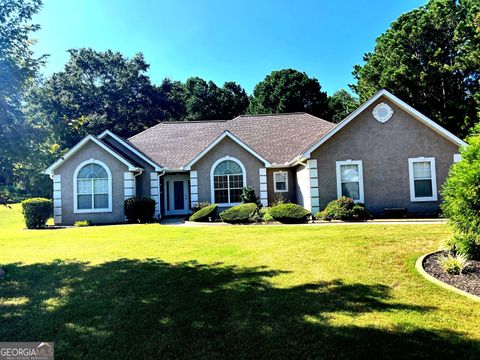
[[44, 89, 466, 225]]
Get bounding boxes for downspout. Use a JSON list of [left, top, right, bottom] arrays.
[[157, 170, 166, 219], [133, 168, 143, 198]]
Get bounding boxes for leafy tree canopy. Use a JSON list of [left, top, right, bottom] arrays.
[[352, 0, 480, 137], [28, 48, 166, 147], [248, 69, 329, 118], [0, 0, 44, 185], [327, 89, 359, 123], [161, 77, 249, 121]]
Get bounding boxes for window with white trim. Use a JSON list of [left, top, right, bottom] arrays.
[[74, 162, 111, 212], [273, 171, 288, 192], [212, 159, 245, 205], [336, 160, 364, 203], [408, 157, 437, 202]]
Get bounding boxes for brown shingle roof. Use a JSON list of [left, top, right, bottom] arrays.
[[128, 113, 335, 168]]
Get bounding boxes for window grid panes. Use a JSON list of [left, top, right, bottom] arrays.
[[274, 172, 287, 192], [213, 160, 244, 204], [340, 164, 360, 200], [76, 163, 110, 210], [413, 161, 433, 198]]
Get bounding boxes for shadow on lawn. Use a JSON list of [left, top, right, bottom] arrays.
[[0, 259, 479, 359]]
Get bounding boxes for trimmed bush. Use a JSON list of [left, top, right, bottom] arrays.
[[220, 203, 258, 224], [191, 201, 211, 214], [441, 134, 480, 259], [269, 203, 310, 224], [241, 186, 261, 207], [316, 197, 369, 221], [21, 198, 52, 229], [124, 197, 156, 223], [259, 207, 274, 222], [189, 204, 218, 222]]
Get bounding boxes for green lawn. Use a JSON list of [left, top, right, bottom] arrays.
[[0, 205, 479, 359]]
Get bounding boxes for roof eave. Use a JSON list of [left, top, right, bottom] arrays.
[[44, 135, 143, 175]]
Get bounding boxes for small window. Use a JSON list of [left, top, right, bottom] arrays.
[[74, 161, 112, 212], [408, 157, 437, 202], [273, 171, 288, 192], [336, 160, 364, 203]]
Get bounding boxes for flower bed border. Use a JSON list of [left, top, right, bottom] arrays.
[[415, 251, 480, 302]]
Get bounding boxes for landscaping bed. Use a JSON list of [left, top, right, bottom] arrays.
[[423, 251, 480, 297]]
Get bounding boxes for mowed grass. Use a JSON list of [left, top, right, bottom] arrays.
[[0, 205, 479, 359]]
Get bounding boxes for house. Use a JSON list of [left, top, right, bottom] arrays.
[[44, 89, 466, 225]]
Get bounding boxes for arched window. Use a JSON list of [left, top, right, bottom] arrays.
[[74, 160, 112, 212], [211, 157, 246, 205]]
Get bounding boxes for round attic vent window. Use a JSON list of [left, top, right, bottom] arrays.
[[373, 102, 393, 123]]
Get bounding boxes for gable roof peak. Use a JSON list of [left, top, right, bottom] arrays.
[[302, 88, 467, 157]]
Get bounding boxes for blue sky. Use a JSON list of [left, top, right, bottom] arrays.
[[32, 0, 425, 95]]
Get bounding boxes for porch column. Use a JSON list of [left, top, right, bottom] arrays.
[[190, 171, 198, 208], [307, 159, 319, 214], [124, 172, 136, 200], [259, 168, 268, 207], [150, 172, 160, 219], [52, 174, 62, 224]]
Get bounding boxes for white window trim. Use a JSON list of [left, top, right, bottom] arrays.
[[73, 159, 113, 213], [210, 156, 247, 207], [408, 157, 438, 202], [273, 171, 289, 193], [336, 160, 364, 203]]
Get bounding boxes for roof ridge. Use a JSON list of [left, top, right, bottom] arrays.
[[160, 120, 228, 124], [235, 112, 308, 118]]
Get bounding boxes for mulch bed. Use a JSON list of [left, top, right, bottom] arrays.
[[423, 251, 480, 297]]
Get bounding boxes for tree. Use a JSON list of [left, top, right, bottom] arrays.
[[441, 133, 480, 259], [327, 90, 359, 123], [29, 48, 167, 148], [0, 0, 45, 187], [352, 0, 480, 137], [249, 69, 329, 118], [177, 77, 248, 121]]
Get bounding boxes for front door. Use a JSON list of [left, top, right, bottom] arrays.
[[164, 175, 189, 216]]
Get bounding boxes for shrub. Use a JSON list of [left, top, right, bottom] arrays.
[[124, 197, 156, 223], [240, 186, 261, 207], [271, 193, 288, 207], [189, 204, 218, 222], [441, 134, 480, 259], [316, 197, 369, 221], [191, 201, 211, 214], [259, 207, 274, 222], [74, 220, 91, 227], [220, 203, 258, 224], [21, 198, 53, 229], [269, 203, 310, 224], [439, 253, 468, 275]]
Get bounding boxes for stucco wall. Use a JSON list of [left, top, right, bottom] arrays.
[[191, 137, 264, 205], [295, 165, 310, 209], [310, 97, 460, 214], [54, 141, 129, 224], [266, 168, 296, 204]]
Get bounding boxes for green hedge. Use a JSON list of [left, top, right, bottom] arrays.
[[124, 197, 156, 223], [189, 204, 218, 222], [220, 203, 258, 224], [316, 197, 369, 221], [269, 203, 310, 224], [21, 198, 53, 229]]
